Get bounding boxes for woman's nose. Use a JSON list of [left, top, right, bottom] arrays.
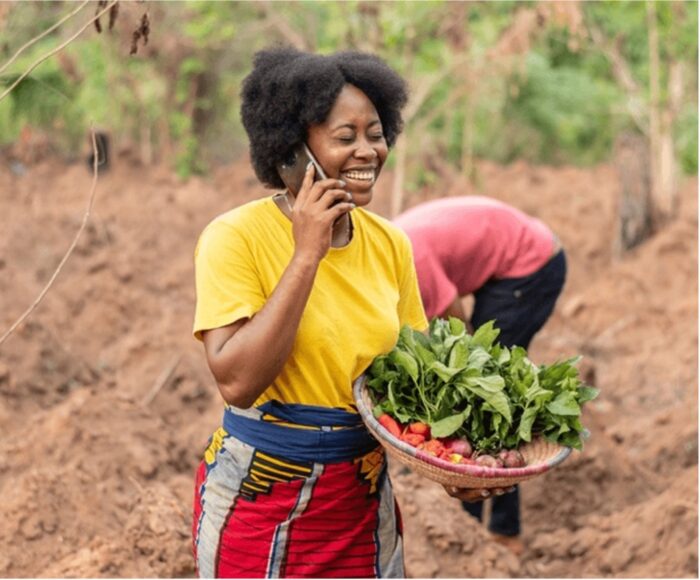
[[354, 142, 378, 159]]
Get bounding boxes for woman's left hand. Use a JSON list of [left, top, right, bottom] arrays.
[[443, 485, 515, 502]]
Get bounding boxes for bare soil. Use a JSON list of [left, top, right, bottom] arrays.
[[0, 153, 696, 578]]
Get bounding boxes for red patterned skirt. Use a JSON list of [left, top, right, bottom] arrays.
[[192, 405, 404, 578]]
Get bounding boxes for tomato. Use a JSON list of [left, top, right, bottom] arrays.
[[408, 422, 431, 437], [419, 438, 447, 457], [399, 433, 426, 447]]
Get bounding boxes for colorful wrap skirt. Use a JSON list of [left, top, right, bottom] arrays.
[[192, 401, 405, 578]]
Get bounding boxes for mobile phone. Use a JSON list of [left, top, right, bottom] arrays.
[[277, 143, 327, 197]]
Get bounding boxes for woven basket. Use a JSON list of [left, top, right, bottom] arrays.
[[353, 375, 572, 488]]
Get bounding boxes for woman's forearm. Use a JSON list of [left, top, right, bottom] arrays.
[[206, 251, 320, 408]]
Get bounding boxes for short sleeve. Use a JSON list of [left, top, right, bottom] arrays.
[[396, 235, 429, 331], [412, 248, 458, 320], [193, 220, 266, 340]]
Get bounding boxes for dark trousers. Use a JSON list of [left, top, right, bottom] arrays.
[[462, 250, 567, 536]]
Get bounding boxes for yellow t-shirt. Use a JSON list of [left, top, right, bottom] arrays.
[[193, 196, 428, 411]]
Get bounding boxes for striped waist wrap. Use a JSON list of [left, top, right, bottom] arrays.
[[222, 400, 379, 464]]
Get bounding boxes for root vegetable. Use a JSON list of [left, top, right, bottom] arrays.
[[441, 437, 472, 457], [498, 449, 526, 468], [475, 454, 504, 468]]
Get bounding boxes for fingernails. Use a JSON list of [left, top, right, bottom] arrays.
[[338, 180, 347, 187], [306, 162, 314, 171], [481, 489, 490, 497]]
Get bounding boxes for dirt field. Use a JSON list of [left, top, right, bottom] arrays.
[[0, 152, 696, 578]]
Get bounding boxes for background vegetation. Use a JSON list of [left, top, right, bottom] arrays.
[[0, 1, 697, 189]]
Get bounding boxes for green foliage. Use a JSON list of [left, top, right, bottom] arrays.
[[367, 319, 598, 452], [504, 52, 621, 165], [0, 1, 696, 178]]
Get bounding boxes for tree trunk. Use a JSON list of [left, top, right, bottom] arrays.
[[646, 0, 671, 224], [612, 132, 653, 257]]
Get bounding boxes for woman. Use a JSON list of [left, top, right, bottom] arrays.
[[191, 47, 497, 579]]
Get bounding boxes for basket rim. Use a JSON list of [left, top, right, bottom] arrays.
[[353, 374, 572, 479]]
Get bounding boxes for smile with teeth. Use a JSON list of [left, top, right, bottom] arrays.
[[342, 169, 376, 182]]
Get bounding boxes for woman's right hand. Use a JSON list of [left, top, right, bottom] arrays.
[[290, 163, 354, 263]]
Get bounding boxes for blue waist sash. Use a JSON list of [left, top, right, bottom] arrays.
[[222, 401, 379, 464]]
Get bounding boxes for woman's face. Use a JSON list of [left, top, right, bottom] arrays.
[[306, 84, 389, 207]]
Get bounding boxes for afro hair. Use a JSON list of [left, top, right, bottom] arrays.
[[240, 46, 409, 189]]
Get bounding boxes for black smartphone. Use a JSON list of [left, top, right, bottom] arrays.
[[277, 143, 327, 197]]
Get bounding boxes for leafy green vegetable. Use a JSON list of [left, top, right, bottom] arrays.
[[366, 318, 599, 453]]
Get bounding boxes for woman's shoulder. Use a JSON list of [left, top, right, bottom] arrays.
[[206, 197, 274, 229], [196, 197, 276, 252]]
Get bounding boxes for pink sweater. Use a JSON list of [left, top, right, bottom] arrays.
[[394, 196, 555, 318]]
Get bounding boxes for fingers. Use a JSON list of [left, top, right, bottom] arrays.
[[328, 201, 355, 222], [321, 188, 353, 209], [306, 178, 348, 203], [443, 485, 516, 502], [295, 162, 315, 201]]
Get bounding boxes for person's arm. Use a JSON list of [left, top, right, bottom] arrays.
[[440, 295, 473, 334], [202, 165, 353, 408]]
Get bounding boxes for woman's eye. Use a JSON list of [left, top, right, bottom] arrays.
[[370, 133, 385, 141], [337, 136, 354, 143]]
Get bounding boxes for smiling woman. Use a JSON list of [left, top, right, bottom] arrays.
[[189, 46, 488, 579]]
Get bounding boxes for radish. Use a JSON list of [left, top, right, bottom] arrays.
[[475, 454, 504, 468], [498, 449, 526, 468]]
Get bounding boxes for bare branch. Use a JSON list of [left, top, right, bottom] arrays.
[[588, 22, 648, 136], [404, 52, 472, 124], [0, 0, 90, 77], [141, 355, 182, 407], [0, 128, 101, 348], [0, 0, 117, 103]]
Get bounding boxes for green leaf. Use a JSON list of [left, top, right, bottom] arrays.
[[448, 340, 469, 369], [547, 391, 581, 416], [577, 386, 600, 403], [518, 406, 539, 442], [459, 380, 512, 423], [389, 350, 419, 381], [449, 316, 466, 336], [429, 361, 463, 382], [467, 348, 492, 371], [471, 320, 501, 349], [429, 409, 469, 438], [415, 342, 437, 366], [525, 385, 554, 406], [464, 375, 506, 392]]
